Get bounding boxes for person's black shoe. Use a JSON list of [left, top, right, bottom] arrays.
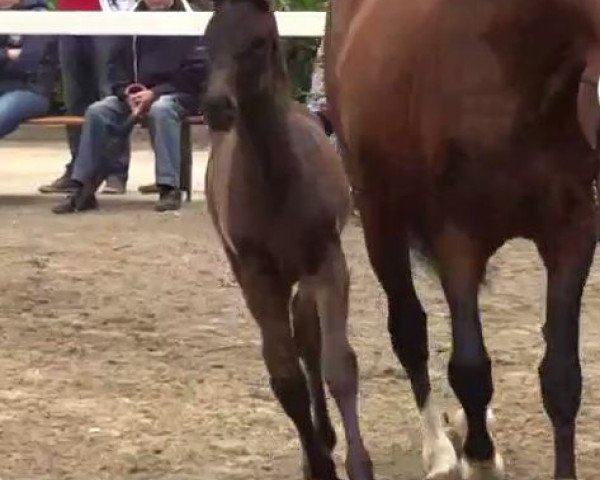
[[51, 182, 98, 214], [138, 183, 159, 195], [101, 175, 127, 195], [155, 187, 182, 212], [39, 171, 78, 194]]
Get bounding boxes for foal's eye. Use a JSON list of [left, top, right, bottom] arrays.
[[248, 37, 267, 52], [236, 37, 268, 60]]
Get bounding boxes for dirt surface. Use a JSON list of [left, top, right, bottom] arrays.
[[1, 141, 600, 479]]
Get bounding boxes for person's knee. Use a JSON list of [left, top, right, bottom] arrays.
[[84, 99, 112, 123], [148, 97, 179, 123], [85, 100, 104, 117], [0, 116, 20, 138]]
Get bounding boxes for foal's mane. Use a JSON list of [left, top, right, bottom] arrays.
[[229, 0, 299, 206]]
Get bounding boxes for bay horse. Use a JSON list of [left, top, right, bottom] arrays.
[[325, 0, 600, 479], [202, 1, 374, 479]]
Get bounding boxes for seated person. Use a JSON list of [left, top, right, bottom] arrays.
[[52, 0, 208, 214], [306, 41, 337, 152], [0, 0, 57, 138], [38, 0, 137, 196]]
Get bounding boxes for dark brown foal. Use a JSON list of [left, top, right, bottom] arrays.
[[202, 2, 373, 479]]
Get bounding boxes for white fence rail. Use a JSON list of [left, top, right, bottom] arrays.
[[0, 11, 326, 37]]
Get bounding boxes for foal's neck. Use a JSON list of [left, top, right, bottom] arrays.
[[237, 87, 297, 199]]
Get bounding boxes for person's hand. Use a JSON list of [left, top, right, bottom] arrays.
[[130, 89, 156, 117], [124, 83, 147, 114], [125, 94, 137, 113], [6, 48, 21, 61]]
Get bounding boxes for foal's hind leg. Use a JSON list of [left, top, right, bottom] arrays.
[[435, 224, 504, 480], [292, 286, 337, 453], [359, 199, 458, 479], [310, 240, 374, 480], [238, 258, 340, 480], [535, 225, 595, 479]]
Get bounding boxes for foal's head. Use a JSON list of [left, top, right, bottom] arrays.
[[204, 0, 288, 131]]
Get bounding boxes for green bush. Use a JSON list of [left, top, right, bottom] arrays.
[[276, 0, 327, 11], [276, 0, 326, 102]]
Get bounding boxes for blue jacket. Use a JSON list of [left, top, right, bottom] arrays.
[[112, 0, 209, 113], [0, 0, 58, 98]]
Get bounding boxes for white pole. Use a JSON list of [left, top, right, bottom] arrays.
[[0, 11, 326, 37]]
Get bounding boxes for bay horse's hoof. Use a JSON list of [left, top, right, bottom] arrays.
[[459, 453, 505, 480], [446, 408, 504, 479], [426, 467, 461, 480], [423, 435, 461, 480]]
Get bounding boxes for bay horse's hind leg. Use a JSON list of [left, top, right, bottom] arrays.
[[238, 257, 340, 480], [435, 224, 504, 480], [535, 225, 595, 480], [359, 196, 458, 479], [292, 286, 338, 478], [309, 239, 374, 480]]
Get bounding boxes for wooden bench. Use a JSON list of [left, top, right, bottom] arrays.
[[25, 114, 205, 202]]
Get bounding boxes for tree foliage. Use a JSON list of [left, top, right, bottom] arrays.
[[275, 0, 326, 102]]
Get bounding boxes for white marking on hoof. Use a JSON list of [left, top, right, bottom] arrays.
[[421, 397, 460, 479], [450, 408, 496, 441], [450, 408, 504, 480], [459, 452, 505, 480]]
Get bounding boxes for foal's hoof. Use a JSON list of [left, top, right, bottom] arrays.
[[302, 465, 342, 480], [302, 453, 341, 480], [345, 450, 375, 480], [459, 453, 505, 480], [423, 435, 460, 480]]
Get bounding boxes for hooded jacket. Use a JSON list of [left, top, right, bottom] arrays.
[[0, 0, 58, 98], [111, 0, 209, 113]]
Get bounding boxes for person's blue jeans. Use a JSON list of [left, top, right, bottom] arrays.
[[72, 95, 186, 189], [59, 36, 130, 181], [0, 90, 49, 138]]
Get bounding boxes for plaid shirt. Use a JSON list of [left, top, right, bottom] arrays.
[[306, 41, 326, 114]]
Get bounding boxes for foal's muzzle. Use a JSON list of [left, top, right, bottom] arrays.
[[204, 95, 237, 132]]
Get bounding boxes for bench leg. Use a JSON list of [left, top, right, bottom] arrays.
[[180, 122, 193, 202]]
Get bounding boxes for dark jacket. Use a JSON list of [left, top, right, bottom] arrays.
[[112, 0, 209, 114], [0, 0, 58, 98]]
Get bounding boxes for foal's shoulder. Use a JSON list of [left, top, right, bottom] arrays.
[[286, 101, 332, 150], [288, 101, 323, 130]]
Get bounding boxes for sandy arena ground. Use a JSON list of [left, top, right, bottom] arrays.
[[2, 128, 600, 479]]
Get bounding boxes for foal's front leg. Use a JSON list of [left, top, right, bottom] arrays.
[[292, 287, 338, 452], [237, 256, 340, 480], [309, 240, 374, 480]]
